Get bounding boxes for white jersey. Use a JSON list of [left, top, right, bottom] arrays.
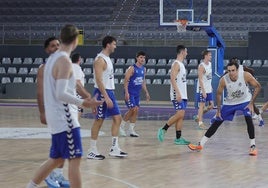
[[93, 52, 115, 90], [72, 63, 85, 86], [223, 66, 252, 105], [44, 51, 80, 134], [170, 60, 188, 100], [196, 61, 212, 93]]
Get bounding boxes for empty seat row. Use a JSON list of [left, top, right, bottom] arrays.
[[1, 57, 43, 64]]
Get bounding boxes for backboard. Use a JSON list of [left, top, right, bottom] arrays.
[[159, 0, 212, 27]]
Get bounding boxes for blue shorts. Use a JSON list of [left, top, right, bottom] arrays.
[[196, 92, 213, 103], [50, 127, 83, 159], [171, 99, 188, 111], [94, 88, 121, 119], [221, 101, 251, 121], [125, 94, 140, 108]]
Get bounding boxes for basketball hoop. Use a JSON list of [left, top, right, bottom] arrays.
[[174, 19, 188, 33]]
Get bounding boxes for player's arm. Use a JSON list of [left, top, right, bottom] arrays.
[[197, 64, 206, 96], [170, 62, 181, 101], [36, 64, 46, 124], [216, 77, 225, 115], [244, 71, 261, 105], [76, 80, 91, 98], [94, 57, 113, 108], [123, 66, 134, 101], [142, 67, 150, 101]]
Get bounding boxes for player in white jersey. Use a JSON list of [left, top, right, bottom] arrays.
[[188, 59, 261, 156], [27, 24, 103, 188], [157, 45, 191, 145], [71, 52, 91, 118], [87, 36, 128, 160], [193, 50, 214, 130], [37, 37, 71, 188]]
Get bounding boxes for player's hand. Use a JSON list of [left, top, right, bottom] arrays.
[[105, 97, 114, 108], [146, 93, 150, 102], [40, 113, 47, 125], [246, 102, 254, 114]]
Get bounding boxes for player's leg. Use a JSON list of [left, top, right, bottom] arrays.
[[174, 108, 190, 145], [120, 95, 135, 136], [87, 89, 106, 160], [128, 95, 140, 137], [68, 158, 82, 188], [157, 100, 185, 142], [27, 158, 64, 188], [107, 90, 128, 157]]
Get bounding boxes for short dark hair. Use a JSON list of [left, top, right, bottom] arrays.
[[102, 35, 116, 48], [201, 50, 211, 59], [136, 51, 146, 58], [60, 24, 79, 45], [44, 36, 58, 49], [176, 45, 186, 54], [227, 57, 239, 69], [71, 53, 81, 63]]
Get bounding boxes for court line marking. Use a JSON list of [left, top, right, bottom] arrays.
[[89, 172, 139, 188]]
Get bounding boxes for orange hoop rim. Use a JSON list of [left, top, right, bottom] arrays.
[[174, 19, 188, 26]]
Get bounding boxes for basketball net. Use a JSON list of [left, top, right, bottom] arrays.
[[175, 19, 188, 33]]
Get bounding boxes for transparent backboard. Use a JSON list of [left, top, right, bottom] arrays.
[[159, 0, 212, 27]]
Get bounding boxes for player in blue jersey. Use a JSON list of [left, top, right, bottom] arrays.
[[119, 51, 150, 137]]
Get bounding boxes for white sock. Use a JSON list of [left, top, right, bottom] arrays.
[[26, 180, 38, 188], [129, 123, 135, 131], [90, 139, 99, 154], [53, 168, 63, 176], [112, 137, 119, 148], [200, 136, 209, 147], [198, 121, 203, 126], [120, 120, 127, 128], [250, 139, 256, 147], [259, 109, 263, 114]]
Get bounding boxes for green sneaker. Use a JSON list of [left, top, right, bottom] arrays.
[[157, 128, 166, 142], [174, 137, 191, 145]]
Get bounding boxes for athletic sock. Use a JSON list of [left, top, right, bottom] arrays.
[[198, 121, 203, 125], [90, 139, 99, 154], [200, 136, 209, 147], [54, 168, 63, 176], [250, 138, 255, 147], [176, 130, 181, 139], [26, 180, 38, 188], [120, 120, 127, 128], [112, 137, 119, 148], [163, 123, 170, 131]]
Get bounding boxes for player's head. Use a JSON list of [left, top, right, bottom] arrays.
[[60, 24, 79, 51], [102, 35, 117, 54], [202, 50, 212, 62], [226, 58, 239, 80], [176, 45, 187, 58], [71, 53, 81, 65], [44, 36, 60, 55], [136, 51, 146, 65]]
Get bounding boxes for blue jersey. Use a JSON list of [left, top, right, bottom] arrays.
[[128, 64, 145, 96]]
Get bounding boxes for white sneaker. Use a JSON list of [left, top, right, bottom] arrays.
[[87, 151, 105, 160], [129, 129, 139, 137], [109, 147, 128, 158], [45, 171, 60, 188], [252, 113, 258, 120], [119, 127, 127, 137]]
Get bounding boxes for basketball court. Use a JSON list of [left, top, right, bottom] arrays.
[[0, 102, 268, 188]]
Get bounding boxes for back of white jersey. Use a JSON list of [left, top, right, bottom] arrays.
[[93, 52, 115, 90], [223, 66, 252, 105], [170, 60, 188, 100], [44, 51, 80, 134], [72, 64, 85, 86]]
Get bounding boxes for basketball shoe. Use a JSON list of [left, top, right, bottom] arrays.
[[188, 143, 203, 151], [109, 147, 128, 157], [87, 151, 105, 160], [45, 171, 60, 188], [157, 128, 166, 142], [119, 127, 127, 137], [174, 137, 190, 145], [249, 145, 257, 156]]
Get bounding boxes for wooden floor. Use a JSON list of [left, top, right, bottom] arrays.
[[1, 103, 268, 188]]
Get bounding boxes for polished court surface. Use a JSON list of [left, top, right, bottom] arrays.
[[0, 101, 268, 188]]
